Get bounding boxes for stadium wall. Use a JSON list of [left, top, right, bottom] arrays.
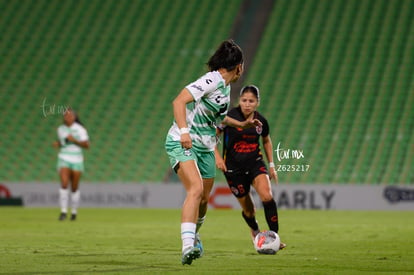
[[1, 183, 413, 210]]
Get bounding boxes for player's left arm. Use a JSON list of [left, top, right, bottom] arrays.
[[262, 135, 278, 183], [70, 138, 90, 149], [66, 135, 90, 149]]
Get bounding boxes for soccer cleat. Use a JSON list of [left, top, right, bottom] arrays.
[[70, 214, 77, 221], [181, 246, 201, 265], [59, 213, 67, 221], [194, 233, 204, 258], [279, 242, 287, 250]]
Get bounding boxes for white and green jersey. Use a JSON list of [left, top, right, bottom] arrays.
[[167, 71, 230, 152], [57, 122, 89, 163]]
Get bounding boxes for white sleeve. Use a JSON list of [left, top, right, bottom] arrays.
[[185, 73, 217, 101], [57, 126, 67, 146], [78, 126, 89, 142], [57, 127, 67, 139]]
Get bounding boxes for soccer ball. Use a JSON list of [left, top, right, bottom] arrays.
[[254, 230, 281, 255]]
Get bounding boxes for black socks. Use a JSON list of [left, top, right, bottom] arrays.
[[262, 199, 279, 233], [242, 211, 259, 231], [241, 199, 279, 233]]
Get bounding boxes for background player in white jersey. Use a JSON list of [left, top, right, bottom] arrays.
[[165, 39, 261, 265], [53, 108, 89, 221]]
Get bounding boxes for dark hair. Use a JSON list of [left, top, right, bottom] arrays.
[[207, 39, 244, 71], [65, 107, 85, 126], [240, 85, 260, 102]]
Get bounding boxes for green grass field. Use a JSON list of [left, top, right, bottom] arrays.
[[1, 208, 413, 274]]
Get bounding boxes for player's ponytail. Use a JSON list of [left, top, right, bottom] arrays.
[[67, 107, 85, 126], [207, 39, 244, 72]]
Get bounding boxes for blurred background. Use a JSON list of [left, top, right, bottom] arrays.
[[0, 0, 412, 185]]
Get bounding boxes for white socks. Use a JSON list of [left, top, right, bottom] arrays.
[[59, 188, 69, 213], [181, 217, 205, 252], [181, 222, 196, 252], [71, 190, 80, 215], [59, 188, 80, 215]]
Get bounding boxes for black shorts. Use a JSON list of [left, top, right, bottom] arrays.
[[224, 160, 268, 198]]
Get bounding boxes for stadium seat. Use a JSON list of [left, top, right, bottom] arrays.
[[0, 0, 412, 185]]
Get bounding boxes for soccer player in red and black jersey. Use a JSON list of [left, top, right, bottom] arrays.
[[216, 85, 286, 251]]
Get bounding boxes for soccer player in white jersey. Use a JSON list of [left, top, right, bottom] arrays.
[[53, 108, 89, 221], [165, 39, 262, 265]]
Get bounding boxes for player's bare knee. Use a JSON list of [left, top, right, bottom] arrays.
[[188, 186, 203, 201]]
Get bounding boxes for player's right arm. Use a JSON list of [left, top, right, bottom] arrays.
[[222, 115, 262, 129], [172, 88, 194, 149], [66, 135, 90, 149], [215, 127, 227, 172]]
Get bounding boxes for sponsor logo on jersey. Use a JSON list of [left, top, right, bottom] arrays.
[[242, 134, 256, 139], [215, 95, 223, 104], [256, 125, 263, 135], [191, 84, 204, 92], [233, 141, 258, 153]]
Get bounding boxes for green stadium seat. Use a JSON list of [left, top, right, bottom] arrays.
[[1, 0, 412, 185]]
